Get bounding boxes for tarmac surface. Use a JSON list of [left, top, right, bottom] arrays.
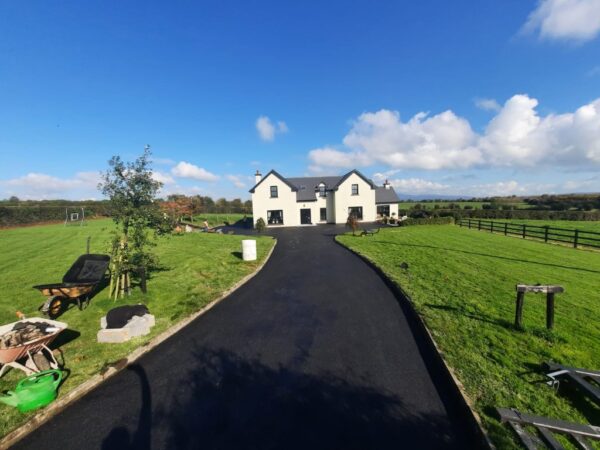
[[15, 224, 474, 449]]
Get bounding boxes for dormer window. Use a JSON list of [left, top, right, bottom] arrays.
[[270, 186, 278, 198], [351, 184, 359, 195], [319, 184, 326, 197]]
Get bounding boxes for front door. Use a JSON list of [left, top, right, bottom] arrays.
[[300, 209, 312, 224]]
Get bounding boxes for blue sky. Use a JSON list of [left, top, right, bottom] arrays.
[[1, 0, 600, 200]]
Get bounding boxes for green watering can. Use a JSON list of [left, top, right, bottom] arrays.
[[0, 370, 62, 412]]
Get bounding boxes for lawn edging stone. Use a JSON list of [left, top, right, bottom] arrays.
[[0, 237, 277, 449], [335, 236, 495, 450]]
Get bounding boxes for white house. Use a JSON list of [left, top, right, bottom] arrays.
[[249, 169, 399, 227]]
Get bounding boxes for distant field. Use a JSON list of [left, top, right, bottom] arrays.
[[504, 219, 600, 233], [398, 201, 490, 210], [338, 225, 600, 449], [397, 201, 532, 210]]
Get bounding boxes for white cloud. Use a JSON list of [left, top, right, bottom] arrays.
[[386, 177, 449, 194], [475, 98, 501, 112], [256, 115, 288, 141], [171, 161, 219, 182], [152, 171, 175, 185], [308, 95, 600, 172], [523, 0, 600, 42], [1, 171, 101, 200], [226, 174, 246, 188]]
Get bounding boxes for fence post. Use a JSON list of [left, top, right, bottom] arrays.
[[522, 224, 526, 239], [544, 226, 549, 243], [504, 222, 508, 236], [478, 220, 481, 231], [491, 221, 494, 233], [574, 230, 579, 248], [468, 220, 471, 229]]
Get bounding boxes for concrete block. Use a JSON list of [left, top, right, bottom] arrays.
[[97, 327, 131, 343], [100, 316, 107, 329], [125, 316, 150, 337]]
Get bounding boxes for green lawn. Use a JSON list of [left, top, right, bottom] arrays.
[[337, 225, 600, 449], [504, 219, 600, 233], [0, 219, 274, 438]]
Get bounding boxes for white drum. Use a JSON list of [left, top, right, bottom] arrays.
[[242, 239, 257, 261]]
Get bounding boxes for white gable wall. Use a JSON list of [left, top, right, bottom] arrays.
[[333, 173, 376, 223], [251, 173, 299, 226]]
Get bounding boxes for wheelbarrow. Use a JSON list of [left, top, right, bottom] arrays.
[[33, 254, 110, 318], [0, 318, 67, 378]]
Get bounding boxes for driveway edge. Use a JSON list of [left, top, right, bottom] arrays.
[[335, 237, 495, 450], [1, 237, 277, 449]]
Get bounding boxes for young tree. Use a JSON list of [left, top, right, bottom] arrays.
[[99, 147, 165, 299]]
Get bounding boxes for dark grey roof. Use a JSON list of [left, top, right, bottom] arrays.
[[375, 186, 400, 204], [248, 169, 297, 193], [250, 169, 393, 203], [287, 176, 342, 202]]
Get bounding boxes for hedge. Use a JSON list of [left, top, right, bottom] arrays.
[[398, 216, 454, 226], [0, 205, 110, 227]]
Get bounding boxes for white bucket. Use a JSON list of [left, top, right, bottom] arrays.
[[242, 239, 257, 261]]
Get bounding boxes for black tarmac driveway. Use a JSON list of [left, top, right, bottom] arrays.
[[15, 225, 474, 449]]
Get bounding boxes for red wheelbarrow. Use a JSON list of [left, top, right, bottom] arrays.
[[0, 318, 67, 378]]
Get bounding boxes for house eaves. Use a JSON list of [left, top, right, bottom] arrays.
[[249, 169, 298, 193]]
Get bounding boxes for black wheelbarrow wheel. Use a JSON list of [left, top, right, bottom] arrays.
[[44, 296, 66, 319]]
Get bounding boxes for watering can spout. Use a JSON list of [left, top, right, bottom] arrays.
[[0, 392, 19, 407]]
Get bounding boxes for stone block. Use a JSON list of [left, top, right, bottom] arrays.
[[125, 316, 151, 337], [97, 327, 131, 344], [100, 316, 107, 329]]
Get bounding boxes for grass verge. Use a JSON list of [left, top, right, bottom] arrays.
[[337, 225, 600, 449], [0, 219, 274, 438]]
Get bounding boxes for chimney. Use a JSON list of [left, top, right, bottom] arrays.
[[384, 179, 390, 190], [255, 170, 262, 184]]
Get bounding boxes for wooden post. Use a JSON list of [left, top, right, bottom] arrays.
[[478, 220, 481, 230], [515, 291, 525, 329], [468, 220, 471, 229], [546, 293, 555, 329], [491, 221, 494, 233], [522, 224, 526, 239], [574, 230, 579, 248], [544, 226, 549, 243], [504, 222, 508, 236]]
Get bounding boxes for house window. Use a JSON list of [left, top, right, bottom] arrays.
[[270, 186, 278, 198], [320, 208, 327, 221], [377, 205, 390, 217], [267, 210, 283, 225], [319, 184, 326, 197], [348, 207, 363, 220], [351, 184, 359, 195]]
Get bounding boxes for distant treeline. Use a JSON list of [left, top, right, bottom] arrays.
[[0, 195, 252, 226]]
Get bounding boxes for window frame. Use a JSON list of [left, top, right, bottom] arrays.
[[320, 207, 327, 221], [270, 185, 278, 198], [348, 206, 363, 220], [351, 184, 359, 196]]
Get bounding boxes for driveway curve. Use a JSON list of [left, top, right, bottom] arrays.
[[14, 225, 475, 449]]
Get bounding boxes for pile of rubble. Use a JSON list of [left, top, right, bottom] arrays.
[[0, 322, 58, 349]]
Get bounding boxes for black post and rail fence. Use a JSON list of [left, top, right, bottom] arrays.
[[458, 218, 600, 250]]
